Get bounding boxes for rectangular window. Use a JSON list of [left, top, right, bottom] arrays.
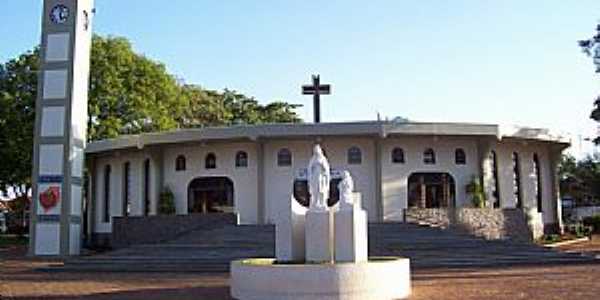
[[122, 162, 130, 217], [490, 151, 501, 208], [512, 153, 522, 209], [103, 165, 111, 223], [534, 154, 543, 213], [144, 159, 150, 216]]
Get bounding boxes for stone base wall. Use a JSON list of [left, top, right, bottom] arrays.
[[110, 213, 237, 249], [404, 208, 536, 242], [403, 208, 451, 228]]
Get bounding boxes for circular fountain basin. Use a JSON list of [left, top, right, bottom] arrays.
[[230, 257, 411, 300]]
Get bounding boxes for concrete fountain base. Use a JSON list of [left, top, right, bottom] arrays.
[[230, 257, 411, 300]]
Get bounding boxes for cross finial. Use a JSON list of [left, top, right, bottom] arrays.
[[302, 74, 331, 123]]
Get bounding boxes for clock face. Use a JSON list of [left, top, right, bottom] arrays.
[[50, 4, 69, 24]]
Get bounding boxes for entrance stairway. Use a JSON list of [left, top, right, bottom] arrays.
[[59, 223, 594, 272], [369, 223, 592, 268], [64, 224, 275, 273]]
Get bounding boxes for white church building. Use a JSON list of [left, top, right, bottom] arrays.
[[84, 121, 568, 241]]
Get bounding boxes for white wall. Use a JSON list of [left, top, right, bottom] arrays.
[[162, 142, 258, 224], [320, 138, 377, 219], [263, 137, 377, 223], [381, 136, 480, 221], [93, 151, 158, 233], [493, 140, 556, 225], [90, 135, 562, 233]]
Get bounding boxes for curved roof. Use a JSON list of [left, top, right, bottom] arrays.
[[85, 121, 570, 154]]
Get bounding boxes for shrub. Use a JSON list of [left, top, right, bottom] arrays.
[[575, 223, 593, 238], [158, 187, 176, 215], [466, 176, 486, 208], [543, 234, 561, 244], [582, 215, 600, 233], [5, 212, 29, 237]]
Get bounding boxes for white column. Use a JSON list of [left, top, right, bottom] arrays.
[[549, 147, 564, 234], [477, 139, 494, 208]]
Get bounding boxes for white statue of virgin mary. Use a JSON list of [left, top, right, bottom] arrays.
[[338, 170, 354, 210], [307, 144, 330, 211]]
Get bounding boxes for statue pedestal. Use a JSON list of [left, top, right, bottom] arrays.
[[335, 194, 368, 262], [276, 197, 307, 262], [305, 209, 334, 263]]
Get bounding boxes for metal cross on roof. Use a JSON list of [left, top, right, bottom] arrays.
[[302, 74, 331, 123]]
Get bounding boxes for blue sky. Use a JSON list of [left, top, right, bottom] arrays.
[[1, 1, 599, 156]]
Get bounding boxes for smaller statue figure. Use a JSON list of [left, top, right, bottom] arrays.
[[307, 144, 330, 211], [338, 171, 354, 210]]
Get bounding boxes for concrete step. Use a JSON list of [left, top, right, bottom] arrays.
[[55, 222, 595, 273]]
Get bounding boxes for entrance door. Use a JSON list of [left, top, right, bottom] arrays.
[[188, 177, 234, 214], [407, 173, 456, 208]]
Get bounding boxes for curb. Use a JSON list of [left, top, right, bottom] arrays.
[[543, 237, 590, 248]]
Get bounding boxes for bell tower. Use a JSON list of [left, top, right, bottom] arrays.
[[29, 0, 94, 256]]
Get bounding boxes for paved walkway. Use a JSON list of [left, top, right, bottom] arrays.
[[2, 245, 600, 300], [3, 231, 600, 299]]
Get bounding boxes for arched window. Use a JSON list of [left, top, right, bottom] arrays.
[[205, 153, 217, 169], [235, 151, 248, 168], [175, 155, 186, 171], [455, 148, 466, 165], [392, 148, 405, 164], [122, 162, 131, 217], [490, 151, 500, 208], [347, 147, 362, 164], [423, 148, 436, 164], [103, 165, 111, 223], [512, 152, 522, 209], [533, 153, 542, 212], [277, 148, 292, 167]]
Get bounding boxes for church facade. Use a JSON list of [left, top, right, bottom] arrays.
[[85, 121, 568, 239]]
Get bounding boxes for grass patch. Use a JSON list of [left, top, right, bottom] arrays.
[[0, 235, 28, 248], [538, 233, 587, 245]]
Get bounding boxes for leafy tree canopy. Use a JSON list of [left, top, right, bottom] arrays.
[[578, 23, 600, 145], [0, 34, 301, 198], [0, 49, 38, 198], [559, 154, 600, 205]]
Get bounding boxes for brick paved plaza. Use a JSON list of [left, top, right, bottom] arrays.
[[2, 241, 600, 300]]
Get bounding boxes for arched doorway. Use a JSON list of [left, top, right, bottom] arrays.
[[188, 177, 234, 214], [407, 173, 456, 208], [292, 178, 342, 208], [291, 168, 344, 208]]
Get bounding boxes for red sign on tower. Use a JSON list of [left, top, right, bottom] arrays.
[[39, 186, 60, 212]]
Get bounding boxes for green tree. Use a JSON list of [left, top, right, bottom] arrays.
[[559, 154, 600, 205], [0, 49, 38, 199], [591, 96, 600, 144], [180, 85, 301, 128], [259, 101, 303, 124], [558, 154, 578, 179], [578, 23, 600, 144], [89, 35, 186, 140], [0, 34, 301, 198]]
